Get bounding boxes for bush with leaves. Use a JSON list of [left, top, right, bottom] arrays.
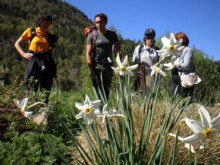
[[0, 132, 67, 164]]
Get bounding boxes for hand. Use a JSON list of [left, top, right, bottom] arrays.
[[22, 52, 33, 60]]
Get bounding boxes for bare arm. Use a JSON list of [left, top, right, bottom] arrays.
[[14, 37, 33, 60], [86, 44, 96, 79], [114, 42, 122, 58]]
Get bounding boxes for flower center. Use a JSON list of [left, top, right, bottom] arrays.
[[20, 109, 24, 115], [120, 66, 126, 72], [203, 128, 213, 138], [168, 45, 174, 51], [85, 107, 91, 114]]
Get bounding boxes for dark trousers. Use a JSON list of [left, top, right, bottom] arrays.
[[172, 82, 194, 98], [24, 55, 56, 103], [92, 66, 113, 100], [171, 68, 194, 100]]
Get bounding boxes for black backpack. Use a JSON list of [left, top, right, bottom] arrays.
[[29, 28, 58, 48]]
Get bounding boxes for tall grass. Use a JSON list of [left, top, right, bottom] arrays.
[[1, 66, 219, 164], [53, 74, 219, 164]]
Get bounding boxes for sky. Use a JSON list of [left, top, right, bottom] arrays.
[[65, 0, 220, 61]]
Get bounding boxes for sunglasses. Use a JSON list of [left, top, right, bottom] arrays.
[[145, 35, 155, 39], [95, 20, 104, 24]]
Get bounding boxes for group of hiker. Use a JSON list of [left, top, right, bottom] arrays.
[[14, 13, 196, 103]]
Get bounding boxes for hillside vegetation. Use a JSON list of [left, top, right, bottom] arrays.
[[0, 0, 220, 164], [1, 0, 219, 100]]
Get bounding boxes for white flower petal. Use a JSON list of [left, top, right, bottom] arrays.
[[159, 69, 167, 77], [14, 99, 21, 108], [211, 114, 220, 129], [161, 36, 170, 47], [164, 62, 173, 68], [198, 105, 211, 128], [21, 98, 28, 108], [93, 109, 101, 115], [199, 145, 205, 150], [84, 95, 91, 105], [150, 69, 156, 76], [23, 111, 33, 120], [182, 134, 201, 144], [125, 70, 134, 76], [111, 109, 117, 113], [126, 64, 138, 71], [119, 70, 125, 76], [102, 104, 108, 113], [102, 114, 107, 124], [170, 33, 177, 45], [75, 112, 83, 119], [168, 133, 196, 153], [116, 55, 122, 66], [112, 67, 120, 73], [185, 117, 203, 134], [178, 38, 183, 45], [91, 100, 101, 108], [87, 119, 93, 125], [160, 51, 171, 60], [75, 102, 86, 111], [168, 133, 184, 141], [184, 143, 196, 153], [122, 55, 128, 66]]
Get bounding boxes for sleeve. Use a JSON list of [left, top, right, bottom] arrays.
[[86, 33, 93, 45], [132, 45, 141, 65], [20, 28, 32, 41], [176, 48, 194, 71]]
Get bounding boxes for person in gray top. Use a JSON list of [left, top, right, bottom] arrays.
[[171, 32, 195, 98], [132, 28, 159, 91], [86, 13, 122, 100]]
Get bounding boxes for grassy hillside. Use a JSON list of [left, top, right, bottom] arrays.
[[0, 0, 220, 164]]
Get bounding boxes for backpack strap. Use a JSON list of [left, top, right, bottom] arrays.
[[28, 28, 36, 46], [138, 44, 144, 60], [91, 30, 98, 50]]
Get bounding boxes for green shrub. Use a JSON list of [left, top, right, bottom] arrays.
[[0, 132, 67, 164]]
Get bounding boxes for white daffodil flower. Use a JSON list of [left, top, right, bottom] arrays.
[[14, 98, 33, 119], [150, 62, 166, 77], [14, 98, 46, 120], [100, 104, 125, 128], [169, 105, 220, 153], [75, 95, 101, 125], [112, 55, 138, 76], [157, 33, 183, 59], [14, 98, 28, 113], [164, 58, 182, 70]]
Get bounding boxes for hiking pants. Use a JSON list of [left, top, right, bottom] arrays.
[[92, 66, 113, 100]]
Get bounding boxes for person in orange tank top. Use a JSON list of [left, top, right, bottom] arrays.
[[15, 13, 57, 103]]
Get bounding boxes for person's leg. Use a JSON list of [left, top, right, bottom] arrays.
[[92, 69, 102, 99], [24, 60, 40, 92], [182, 86, 194, 103], [101, 67, 113, 100], [40, 69, 53, 103], [133, 78, 140, 91]]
